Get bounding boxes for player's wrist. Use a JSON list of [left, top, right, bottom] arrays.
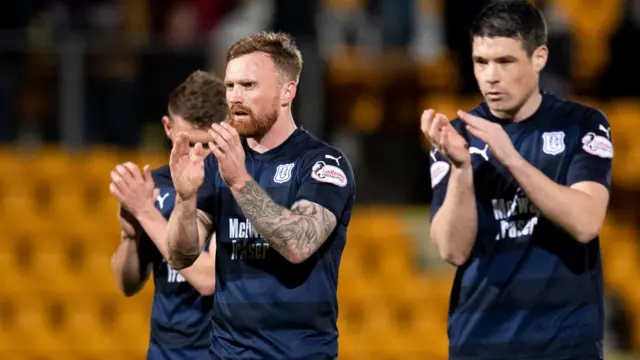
[[134, 202, 158, 221], [176, 193, 198, 206], [452, 160, 472, 171], [503, 153, 526, 170], [229, 171, 253, 192]]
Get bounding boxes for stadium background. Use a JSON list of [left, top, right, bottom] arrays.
[[0, 0, 638, 359]]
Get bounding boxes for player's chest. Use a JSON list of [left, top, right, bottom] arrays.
[[469, 126, 579, 192]]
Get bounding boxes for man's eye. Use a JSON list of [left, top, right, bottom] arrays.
[[189, 142, 210, 149]]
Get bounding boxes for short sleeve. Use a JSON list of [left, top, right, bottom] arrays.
[[428, 145, 452, 221], [294, 149, 355, 218], [566, 110, 613, 190], [196, 154, 217, 215]]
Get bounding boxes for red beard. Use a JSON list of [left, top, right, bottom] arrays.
[[227, 104, 278, 138]]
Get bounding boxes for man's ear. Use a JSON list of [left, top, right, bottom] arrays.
[[162, 116, 172, 139], [280, 81, 297, 106], [532, 45, 548, 73]]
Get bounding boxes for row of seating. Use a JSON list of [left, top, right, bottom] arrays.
[[0, 169, 637, 358]]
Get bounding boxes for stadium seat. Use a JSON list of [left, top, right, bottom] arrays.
[[0, 184, 42, 229], [25, 147, 76, 182], [65, 297, 120, 357], [13, 297, 71, 354], [112, 301, 151, 351], [607, 101, 640, 186], [133, 151, 169, 170]]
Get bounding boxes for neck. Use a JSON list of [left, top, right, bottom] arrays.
[[247, 108, 297, 153], [491, 89, 542, 123]]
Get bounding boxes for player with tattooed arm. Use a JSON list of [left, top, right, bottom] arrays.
[[165, 32, 356, 360]]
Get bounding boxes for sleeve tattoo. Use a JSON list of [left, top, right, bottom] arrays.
[[234, 179, 337, 263]]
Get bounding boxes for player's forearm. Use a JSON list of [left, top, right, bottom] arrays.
[[431, 166, 478, 266], [507, 158, 603, 243], [137, 206, 214, 294], [111, 234, 148, 296], [166, 196, 201, 270], [230, 178, 331, 264], [179, 252, 215, 295]]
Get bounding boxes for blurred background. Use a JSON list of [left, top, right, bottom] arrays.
[[0, 0, 639, 359]]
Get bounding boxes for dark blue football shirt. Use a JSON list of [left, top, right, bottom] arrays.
[[197, 127, 356, 360], [429, 93, 613, 360], [140, 165, 213, 360]]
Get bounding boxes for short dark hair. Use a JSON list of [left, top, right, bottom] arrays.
[[226, 32, 303, 82], [470, 0, 548, 55], [167, 70, 227, 128]]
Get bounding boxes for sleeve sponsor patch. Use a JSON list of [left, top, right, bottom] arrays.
[[581, 132, 613, 159], [311, 161, 348, 187], [430, 161, 450, 188]]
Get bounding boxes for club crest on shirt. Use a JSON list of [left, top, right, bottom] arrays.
[[581, 132, 613, 159], [311, 161, 347, 187], [273, 163, 295, 183], [541, 131, 565, 155]]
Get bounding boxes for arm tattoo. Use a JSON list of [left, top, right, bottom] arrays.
[[234, 179, 337, 263]]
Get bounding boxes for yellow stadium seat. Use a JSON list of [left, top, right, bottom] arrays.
[[112, 301, 150, 351], [0, 300, 19, 354], [17, 232, 83, 296], [377, 250, 414, 281], [607, 101, 640, 186], [0, 247, 29, 296], [364, 308, 408, 357], [0, 148, 28, 181], [24, 147, 76, 182], [338, 316, 369, 357], [0, 185, 42, 229], [13, 298, 70, 353], [406, 317, 449, 358], [65, 297, 119, 357], [133, 151, 169, 170]]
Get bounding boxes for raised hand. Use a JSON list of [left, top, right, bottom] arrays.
[[421, 109, 471, 168], [169, 132, 206, 200], [109, 162, 158, 217], [458, 110, 522, 167], [208, 122, 250, 189]]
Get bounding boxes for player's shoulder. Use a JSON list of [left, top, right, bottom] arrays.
[[296, 129, 355, 186], [545, 93, 609, 126], [297, 129, 351, 165], [151, 164, 173, 187]]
